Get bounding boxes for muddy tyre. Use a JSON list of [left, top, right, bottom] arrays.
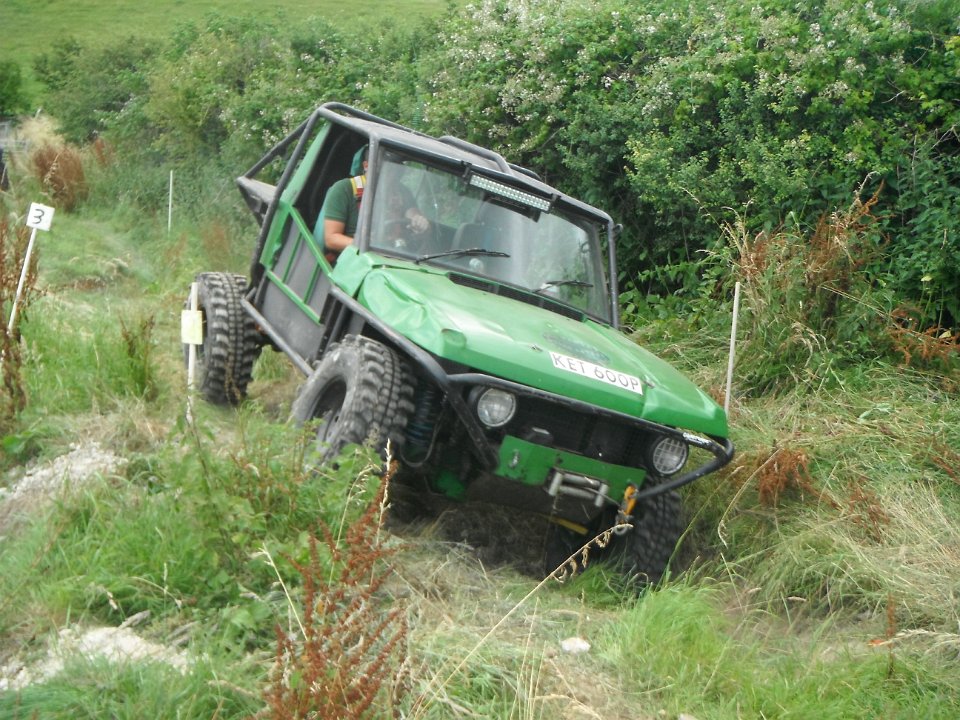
[[291, 336, 414, 467], [183, 272, 262, 405], [610, 489, 684, 586]]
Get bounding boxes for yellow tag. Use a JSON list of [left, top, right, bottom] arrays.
[[181, 309, 204, 345]]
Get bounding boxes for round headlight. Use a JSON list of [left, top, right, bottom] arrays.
[[475, 388, 516, 428], [649, 435, 689, 476]]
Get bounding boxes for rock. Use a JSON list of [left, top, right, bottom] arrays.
[[560, 636, 591, 654]]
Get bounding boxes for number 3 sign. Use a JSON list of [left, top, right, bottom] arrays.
[[6, 201, 55, 335], [27, 202, 55, 231]]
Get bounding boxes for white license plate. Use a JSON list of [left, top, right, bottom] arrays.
[[550, 351, 643, 395]]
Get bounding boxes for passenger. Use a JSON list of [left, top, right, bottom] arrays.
[[315, 145, 429, 263]]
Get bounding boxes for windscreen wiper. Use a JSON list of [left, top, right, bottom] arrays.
[[535, 279, 594, 295], [415, 247, 511, 264]]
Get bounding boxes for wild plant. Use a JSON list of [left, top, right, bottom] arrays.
[[119, 315, 159, 400], [887, 306, 959, 379], [30, 143, 88, 212], [0, 219, 36, 435], [717, 189, 896, 395], [261, 463, 410, 720]]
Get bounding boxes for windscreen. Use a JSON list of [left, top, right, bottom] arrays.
[[368, 150, 612, 322]]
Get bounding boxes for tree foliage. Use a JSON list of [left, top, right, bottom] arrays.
[[0, 60, 28, 116], [32, 0, 960, 328], [414, 0, 960, 326], [33, 37, 158, 143]]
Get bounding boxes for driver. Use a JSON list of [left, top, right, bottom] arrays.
[[316, 145, 429, 263]]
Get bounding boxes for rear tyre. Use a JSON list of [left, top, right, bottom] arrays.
[[291, 336, 414, 467], [609, 489, 684, 586], [183, 272, 262, 405]]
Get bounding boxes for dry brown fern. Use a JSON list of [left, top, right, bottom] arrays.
[[262, 468, 410, 720]]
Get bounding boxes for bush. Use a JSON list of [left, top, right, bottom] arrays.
[[0, 60, 29, 116], [415, 0, 960, 327], [34, 38, 157, 144]]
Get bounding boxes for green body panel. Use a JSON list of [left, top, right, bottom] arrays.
[[259, 122, 331, 272], [334, 250, 728, 438], [497, 436, 645, 493], [434, 469, 467, 500], [283, 125, 330, 206], [260, 201, 330, 274]]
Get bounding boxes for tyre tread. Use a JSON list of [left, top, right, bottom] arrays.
[[185, 272, 262, 405]]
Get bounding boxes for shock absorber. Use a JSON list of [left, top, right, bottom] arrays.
[[404, 384, 442, 463]]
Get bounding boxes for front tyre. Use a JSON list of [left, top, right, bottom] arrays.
[[609, 489, 684, 586], [291, 336, 414, 467], [183, 272, 262, 405]]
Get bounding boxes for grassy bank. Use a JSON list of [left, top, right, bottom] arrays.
[[1, 166, 958, 716]]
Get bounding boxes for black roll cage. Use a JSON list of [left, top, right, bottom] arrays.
[[240, 102, 622, 327]]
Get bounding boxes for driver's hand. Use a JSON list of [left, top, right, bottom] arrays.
[[406, 210, 430, 234]]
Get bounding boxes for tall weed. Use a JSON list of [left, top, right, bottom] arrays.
[[0, 219, 36, 435], [261, 467, 410, 720], [689, 363, 960, 627], [119, 315, 159, 400], [715, 190, 896, 395]]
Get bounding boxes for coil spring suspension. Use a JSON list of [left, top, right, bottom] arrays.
[[405, 385, 441, 460]]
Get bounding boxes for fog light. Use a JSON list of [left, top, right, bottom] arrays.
[[475, 388, 516, 428], [649, 435, 688, 476]]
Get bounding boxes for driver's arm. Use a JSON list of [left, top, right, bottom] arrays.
[[323, 218, 354, 252]]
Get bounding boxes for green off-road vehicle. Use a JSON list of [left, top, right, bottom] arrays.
[[184, 102, 733, 582]]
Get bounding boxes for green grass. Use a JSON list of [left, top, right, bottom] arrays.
[[0, 0, 447, 65], [597, 582, 959, 719], [1, 654, 259, 719]]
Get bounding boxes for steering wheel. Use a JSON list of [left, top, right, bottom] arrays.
[[384, 218, 440, 255]]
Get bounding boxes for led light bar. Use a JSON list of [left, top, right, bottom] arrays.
[[468, 174, 552, 212]]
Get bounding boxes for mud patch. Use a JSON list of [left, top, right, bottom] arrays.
[[388, 481, 571, 579]]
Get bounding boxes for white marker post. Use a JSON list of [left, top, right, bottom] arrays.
[[167, 170, 174, 234], [724, 281, 741, 416], [181, 282, 202, 420], [7, 202, 54, 335], [1, 202, 54, 379]]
